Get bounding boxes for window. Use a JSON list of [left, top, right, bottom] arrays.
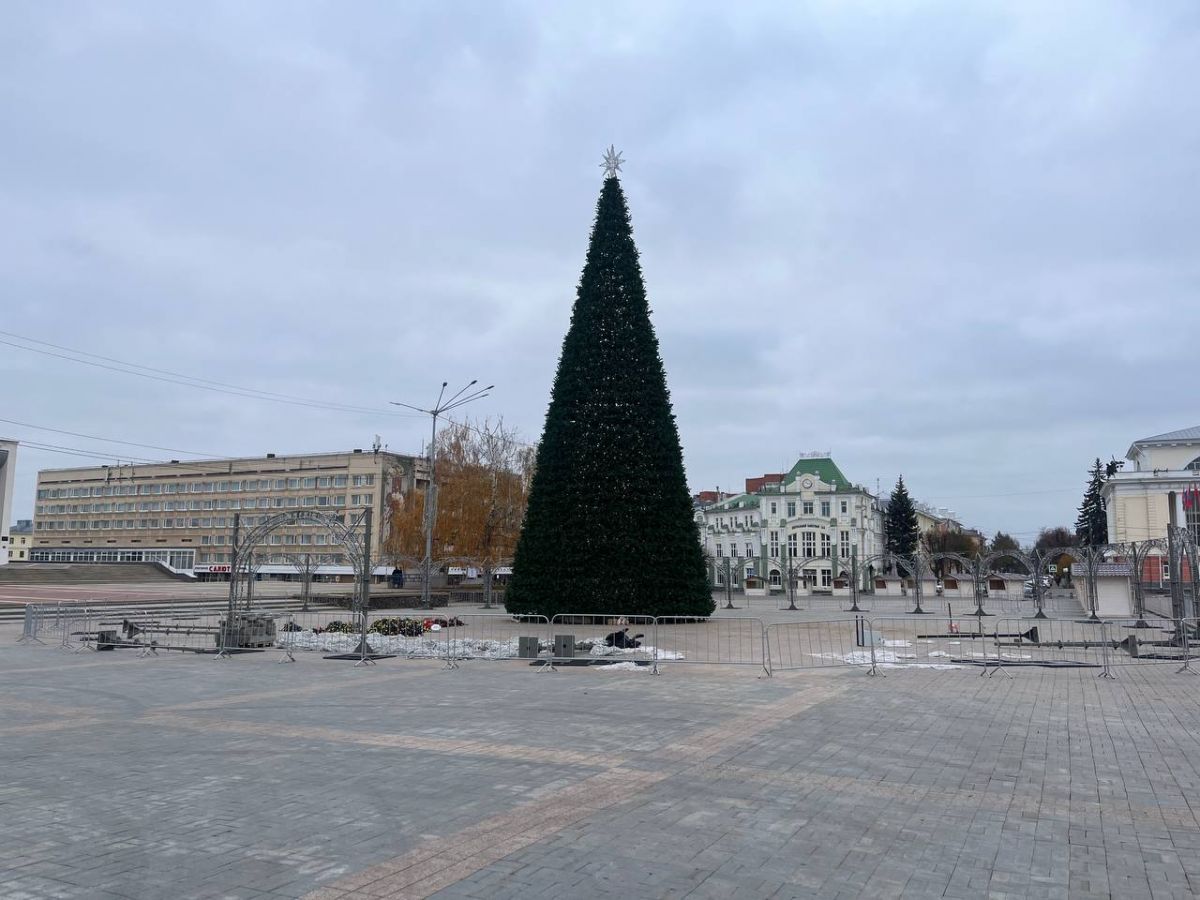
[[802, 532, 816, 557], [786, 502, 796, 517], [716, 543, 723, 557], [769, 530, 779, 558], [352, 475, 366, 487], [745, 542, 754, 558], [820, 501, 830, 517], [802, 501, 814, 516], [770, 502, 777, 515], [840, 501, 848, 515], [334, 475, 348, 487], [787, 534, 797, 558], [821, 569, 832, 588], [821, 532, 831, 557], [303, 477, 316, 488], [732, 544, 740, 558], [840, 531, 850, 559], [318, 476, 331, 488]]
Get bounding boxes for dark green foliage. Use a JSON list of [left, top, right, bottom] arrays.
[[1075, 458, 1109, 547], [988, 531, 1023, 571], [505, 177, 713, 619], [884, 476, 920, 560]]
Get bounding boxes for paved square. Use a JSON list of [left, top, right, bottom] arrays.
[[2, 635, 1199, 899]]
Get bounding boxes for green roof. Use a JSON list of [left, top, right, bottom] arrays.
[[785, 457, 850, 490], [708, 494, 760, 512]]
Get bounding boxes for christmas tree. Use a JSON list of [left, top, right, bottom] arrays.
[[1074, 458, 1109, 546], [505, 150, 712, 619], [885, 476, 920, 559]]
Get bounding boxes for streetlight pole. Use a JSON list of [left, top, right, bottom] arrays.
[[392, 380, 494, 608]]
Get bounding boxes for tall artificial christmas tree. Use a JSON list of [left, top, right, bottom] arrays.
[[885, 476, 920, 559], [505, 149, 712, 619], [1075, 458, 1109, 547]]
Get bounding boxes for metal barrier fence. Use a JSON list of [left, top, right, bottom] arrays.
[[765, 618, 871, 670], [17, 604, 47, 644], [865, 616, 997, 668], [18, 601, 1200, 679], [653, 616, 768, 673], [445, 613, 551, 667], [547, 614, 659, 670]]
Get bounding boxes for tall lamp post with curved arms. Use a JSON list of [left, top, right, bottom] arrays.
[[391, 380, 493, 608]]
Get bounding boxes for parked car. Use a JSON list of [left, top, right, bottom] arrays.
[[1022, 575, 1053, 598]]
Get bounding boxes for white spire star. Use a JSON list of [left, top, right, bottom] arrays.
[[600, 145, 624, 179]]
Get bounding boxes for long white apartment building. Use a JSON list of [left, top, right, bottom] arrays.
[[33, 449, 427, 578]]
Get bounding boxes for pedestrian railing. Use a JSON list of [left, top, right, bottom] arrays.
[[18, 600, 1200, 679]]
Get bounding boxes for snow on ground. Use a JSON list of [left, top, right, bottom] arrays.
[[593, 661, 650, 673], [277, 630, 686, 661], [583, 640, 684, 661]]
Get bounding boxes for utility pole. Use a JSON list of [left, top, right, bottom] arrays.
[[391, 380, 493, 607]]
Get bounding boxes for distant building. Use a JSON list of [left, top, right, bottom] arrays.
[[32, 450, 427, 578], [7, 519, 32, 562], [0, 439, 16, 565], [698, 454, 884, 590], [1102, 425, 1200, 548]]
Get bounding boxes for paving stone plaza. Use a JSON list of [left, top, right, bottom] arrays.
[[4, 613, 1200, 900]]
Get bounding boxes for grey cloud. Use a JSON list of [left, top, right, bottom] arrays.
[[2, 0, 1198, 541]]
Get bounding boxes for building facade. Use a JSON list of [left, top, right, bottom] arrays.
[[0, 439, 16, 565], [7, 519, 32, 562], [32, 450, 427, 578], [1103, 425, 1200, 551], [698, 455, 885, 590]]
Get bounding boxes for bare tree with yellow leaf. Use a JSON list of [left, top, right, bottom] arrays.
[[384, 418, 534, 606]]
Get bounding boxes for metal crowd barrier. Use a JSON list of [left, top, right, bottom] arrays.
[[764, 618, 869, 671], [17, 604, 47, 644], [444, 612, 550, 667]]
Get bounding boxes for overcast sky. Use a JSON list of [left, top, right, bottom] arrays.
[[3, 0, 1199, 543]]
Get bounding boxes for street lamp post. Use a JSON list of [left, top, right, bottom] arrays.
[[391, 380, 493, 608]]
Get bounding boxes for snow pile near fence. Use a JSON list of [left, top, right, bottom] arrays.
[[579, 637, 684, 661], [593, 661, 650, 673], [277, 630, 526, 659]]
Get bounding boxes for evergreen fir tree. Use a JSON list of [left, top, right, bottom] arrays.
[[504, 169, 712, 619], [1074, 458, 1109, 546], [884, 476, 920, 559]]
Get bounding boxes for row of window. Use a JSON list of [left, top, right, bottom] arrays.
[[38, 494, 376, 517], [31, 549, 194, 567], [36, 474, 375, 500], [196, 552, 345, 565], [726, 530, 858, 561], [713, 567, 836, 588], [713, 499, 858, 529], [37, 512, 357, 532]]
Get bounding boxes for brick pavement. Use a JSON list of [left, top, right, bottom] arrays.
[[1, 642, 1199, 899]]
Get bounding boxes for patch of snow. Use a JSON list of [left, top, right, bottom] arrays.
[[594, 661, 648, 673], [882, 639, 912, 648]]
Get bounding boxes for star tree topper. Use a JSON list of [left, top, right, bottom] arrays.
[[600, 145, 624, 179]]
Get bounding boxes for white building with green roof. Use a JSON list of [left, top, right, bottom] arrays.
[[699, 454, 884, 592]]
